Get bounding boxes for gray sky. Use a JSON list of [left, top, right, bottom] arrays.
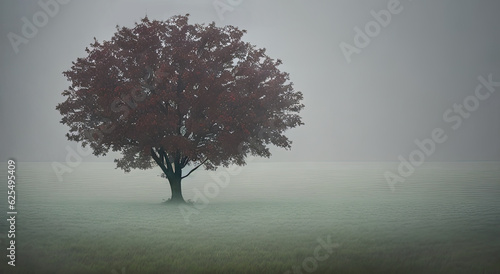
[[1, 0, 500, 163]]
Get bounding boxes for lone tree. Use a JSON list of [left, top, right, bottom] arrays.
[[56, 15, 304, 203]]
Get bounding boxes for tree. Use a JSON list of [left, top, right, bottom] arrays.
[[56, 15, 304, 203]]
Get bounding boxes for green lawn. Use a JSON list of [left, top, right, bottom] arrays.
[[1, 162, 499, 273], [2, 198, 499, 274]]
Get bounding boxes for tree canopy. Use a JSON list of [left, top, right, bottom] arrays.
[[56, 14, 304, 202]]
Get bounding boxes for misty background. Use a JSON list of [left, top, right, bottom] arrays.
[[1, 0, 500, 163]]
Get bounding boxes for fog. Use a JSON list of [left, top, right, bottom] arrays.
[[1, 0, 499, 163], [2, 161, 499, 272], [1, 2, 500, 272]]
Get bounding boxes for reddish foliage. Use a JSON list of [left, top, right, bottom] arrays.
[[56, 14, 304, 179]]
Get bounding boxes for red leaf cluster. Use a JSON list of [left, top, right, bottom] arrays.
[[56, 15, 304, 174]]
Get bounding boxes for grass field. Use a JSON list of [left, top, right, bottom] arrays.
[[0, 162, 499, 273], [4, 200, 498, 274]]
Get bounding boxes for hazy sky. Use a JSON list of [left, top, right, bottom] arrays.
[[1, 0, 500, 163]]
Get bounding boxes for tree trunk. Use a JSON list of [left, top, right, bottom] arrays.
[[150, 147, 186, 204], [167, 175, 185, 203]]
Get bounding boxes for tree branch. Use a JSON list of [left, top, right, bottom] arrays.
[[180, 156, 189, 169], [159, 148, 165, 165], [151, 147, 160, 163], [174, 150, 181, 177], [159, 147, 173, 172], [181, 158, 208, 179], [151, 148, 169, 176]]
